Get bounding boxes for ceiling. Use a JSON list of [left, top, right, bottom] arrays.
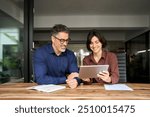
[[33, 0, 150, 38], [1, 0, 149, 36], [34, 0, 150, 16]]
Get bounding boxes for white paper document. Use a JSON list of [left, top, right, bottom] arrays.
[[104, 84, 133, 91], [27, 84, 66, 92]]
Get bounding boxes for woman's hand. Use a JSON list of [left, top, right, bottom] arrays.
[[97, 71, 111, 83], [83, 78, 91, 82], [82, 78, 92, 85]]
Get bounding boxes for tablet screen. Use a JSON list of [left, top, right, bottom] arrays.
[[79, 65, 109, 79]]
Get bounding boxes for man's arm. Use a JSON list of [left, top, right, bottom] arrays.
[[33, 49, 66, 85], [66, 52, 82, 87]]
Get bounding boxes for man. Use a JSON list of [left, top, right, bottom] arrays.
[[33, 24, 81, 88]]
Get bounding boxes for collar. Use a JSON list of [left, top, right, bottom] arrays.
[[89, 50, 107, 61], [47, 43, 67, 56]]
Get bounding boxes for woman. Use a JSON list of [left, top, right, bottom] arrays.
[[83, 30, 119, 84]]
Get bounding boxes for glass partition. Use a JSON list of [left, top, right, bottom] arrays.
[[126, 32, 150, 83], [0, 1, 24, 84]]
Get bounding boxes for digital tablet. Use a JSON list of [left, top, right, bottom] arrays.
[[79, 65, 109, 79]]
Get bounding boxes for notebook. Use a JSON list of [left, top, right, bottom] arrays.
[[104, 84, 133, 91], [79, 65, 109, 79], [27, 84, 66, 93]]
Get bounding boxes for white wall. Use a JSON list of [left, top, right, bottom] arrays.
[[34, 15, 149, 28], [34, 15, 149, 41]]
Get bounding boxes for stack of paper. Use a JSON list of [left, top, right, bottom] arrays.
[[104, 84, 133, 91], [27, 84, 66, 92]]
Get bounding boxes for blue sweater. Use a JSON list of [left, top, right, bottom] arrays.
[[33, 43, 81, 85]]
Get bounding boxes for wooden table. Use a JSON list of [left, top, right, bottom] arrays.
[[0, 83, 150, 100]]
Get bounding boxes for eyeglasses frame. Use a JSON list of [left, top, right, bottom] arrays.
[[52, 35, 71, 44]]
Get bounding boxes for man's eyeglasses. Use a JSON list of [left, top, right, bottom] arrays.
[[53, 35, 71, 44]]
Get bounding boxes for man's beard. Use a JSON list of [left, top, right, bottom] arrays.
[[61, 48, 66, 52]]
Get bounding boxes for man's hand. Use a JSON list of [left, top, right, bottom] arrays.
[[67, 72, 79, 80], [66, 78, 78, 89], [66, 72, 79, 89]]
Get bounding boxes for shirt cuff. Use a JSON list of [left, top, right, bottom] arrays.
[[74, 77, 82, 85]]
